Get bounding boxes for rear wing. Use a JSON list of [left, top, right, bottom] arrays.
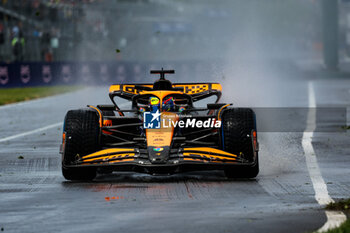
[[109, 83, 222, 102]]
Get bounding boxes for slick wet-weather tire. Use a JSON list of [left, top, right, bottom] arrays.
[[221, 108, 259, 178], [62, 109, 100, 181]]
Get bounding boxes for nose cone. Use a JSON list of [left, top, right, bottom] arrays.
[[148, 146, 170, 164]]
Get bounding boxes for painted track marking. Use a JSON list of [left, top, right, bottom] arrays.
[[303, 82, 346, 232], [0, 122, 62, 143], [0, 101, 130, 143]]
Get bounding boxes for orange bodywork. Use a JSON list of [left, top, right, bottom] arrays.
[[138, 91, 181, 148], [182, 147, 238, 163], [79, 146, 238, 165], [109, 83, 222, 96], [146, 112, 179, 147], [139, 90, 184, 102], [217, 104, 231, 121], [88, 105, 103, 127], [183, 147, 237, 157], [80, 148, 136, 164], [102, 119, 113, 135], [82, 148, 135, 159]]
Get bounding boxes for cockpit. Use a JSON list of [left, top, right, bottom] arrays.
[[137, 95, 189, 113]]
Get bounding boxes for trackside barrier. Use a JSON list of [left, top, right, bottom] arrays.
[[0, 61, 224, 87]]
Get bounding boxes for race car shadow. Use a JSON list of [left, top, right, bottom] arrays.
[[61, 170, 258, 185], [61, 172, 259, 201]]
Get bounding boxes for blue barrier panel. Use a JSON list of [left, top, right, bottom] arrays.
[[0, 61, 223, 87]]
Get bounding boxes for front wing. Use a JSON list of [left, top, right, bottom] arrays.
[[65, 147, 257, 173]]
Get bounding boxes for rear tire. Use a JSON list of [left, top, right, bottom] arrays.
[[62, 109, 100, 181], [221, 108, 259, 178]]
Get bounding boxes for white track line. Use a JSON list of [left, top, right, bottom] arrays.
[[0, 100, 128, 143], [302, 82, 346, 232], [0, 102, 129, 143], [0, 122, 62, 143]]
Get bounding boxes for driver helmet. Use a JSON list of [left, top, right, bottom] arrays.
[[149, 97, 160, 113], [162, 96, 175, 112]]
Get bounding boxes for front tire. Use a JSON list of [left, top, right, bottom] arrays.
[[61, 109, 100, 181], [221, 108, 259, 178]]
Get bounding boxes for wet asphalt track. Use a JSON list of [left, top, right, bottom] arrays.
[[1, 69, 350, 233]]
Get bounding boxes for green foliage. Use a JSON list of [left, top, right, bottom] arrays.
[[0, 86, 82, 105], [322, 199, 350, 233], [322, 219, 350, 233], [327, 199, 350, 211]]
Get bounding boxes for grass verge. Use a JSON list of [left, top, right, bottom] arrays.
[[326, 199, 350, 211], [0, 86, 83, 106], [321, 199, 350, 233], [321, 219, 350, 233]]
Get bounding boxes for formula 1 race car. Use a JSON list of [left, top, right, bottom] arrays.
[[60, 69, 259, 180]]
